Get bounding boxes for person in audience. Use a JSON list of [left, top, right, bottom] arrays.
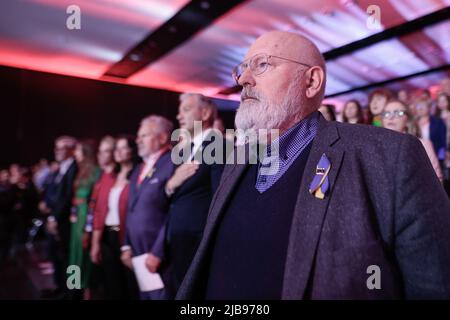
[[11, 167, 39, 247], [33, 159, 50, 192], [9, 164, 21, 185], [0, 169, 15, 263], [415, 97, 447, 163], [441, 78, 450, 95], [368, 88, 392, 127], [87, 135, 116, 298], [40, 136, 78, 299], [382, 99, 443, 182], [165, 93, 227, 295], [342, 100, 364, 124], [68, 139, 101, 300], [397, 89, 410, 105], [121, 115, 175, 300], [318, 104, 336, 121], [436, 92, 450, 147], [90, 135, 139, 299], [435, 92, 450, 194]]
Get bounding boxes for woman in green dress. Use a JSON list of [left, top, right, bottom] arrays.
[[68, 140, 101, 299]]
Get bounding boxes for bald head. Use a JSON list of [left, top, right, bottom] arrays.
[[235, 31, 326, 132], [246, 31, 325, 73]]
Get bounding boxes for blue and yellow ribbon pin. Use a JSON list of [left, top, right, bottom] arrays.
[[309, 153, 331, 199]]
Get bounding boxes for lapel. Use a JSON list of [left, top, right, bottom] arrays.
[[186, 142, 250, 264], [130, 152, 166, 210], [204, 141, 256, 231], [191, 130, 215, 162], [282, 117, 344, 299], [129, 164, 141, 211], [179, 143, 251, 297]]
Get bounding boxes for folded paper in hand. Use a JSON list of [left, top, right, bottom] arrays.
[[131, 253, 164, 292]]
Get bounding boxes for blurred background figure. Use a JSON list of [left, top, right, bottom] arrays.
[[414, 98, 447, 164], [10, 167, 39, 251], [0, 169, 15, 263], [9, 164, 21, 185], [435, 92, 450, 194], [39, 136, 78, 299], [382, 99, 443, 182], [318, 104, 336, 121], [441, 78, 450, 95], [165, 93, 226, 296], [121, 115, 175, 300], [397, 89, 410, 105], [90, 135, 139, 300], [342, 100, 365, 124], [368, 89, 392, 127], [68, 140, 101, 300], [33, 159, 50, 193]]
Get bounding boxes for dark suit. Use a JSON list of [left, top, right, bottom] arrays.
[[429, 116, 447, 161], [166, 133, 227, 292], [177, 116, 450, 299], [44, 159, 77, 289], [125, 150, 175, 299]]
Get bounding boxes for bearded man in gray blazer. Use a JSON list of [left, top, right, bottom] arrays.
[[176, 31, 450, 300]]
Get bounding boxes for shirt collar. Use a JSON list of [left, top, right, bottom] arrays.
[[59, 158, 74, 175], [264, 111, 320, 162], [144, 146, 169, 167], [192, 127, 213, 155]]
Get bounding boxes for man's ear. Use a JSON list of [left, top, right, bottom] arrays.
[[201, 107, 213, 122], [159, 133, 169, 145], [305, 66, 325, 99]]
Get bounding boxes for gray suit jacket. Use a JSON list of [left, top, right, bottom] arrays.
[[176, 115, 450, 299]]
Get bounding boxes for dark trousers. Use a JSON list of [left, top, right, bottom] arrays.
[[101, 228, 139, 300], [48, 223, 70, 290], [139, 288, 167, 300], [168, 232, 202, 292], [0, 214, 13, 263]]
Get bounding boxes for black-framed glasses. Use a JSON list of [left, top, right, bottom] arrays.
[[232, 53, 312, 84], [381, 110, 407, 119]]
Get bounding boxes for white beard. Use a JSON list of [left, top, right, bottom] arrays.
[[235, 77, 303, 131]]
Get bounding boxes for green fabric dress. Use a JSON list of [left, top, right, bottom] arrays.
[[372, 115, 382, 127], [68, 167, 101, 289]]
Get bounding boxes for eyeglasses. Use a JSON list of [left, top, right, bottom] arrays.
[[381, 110, 407, 119], [232, 53, 312, 84]]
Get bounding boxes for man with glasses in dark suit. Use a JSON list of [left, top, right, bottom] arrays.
[[177, 31, 450, 300]]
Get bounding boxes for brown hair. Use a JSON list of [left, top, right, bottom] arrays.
[[74, 139, 98, 189], [368, 88, 393, 103], [435, 92, 450, 117], [342, 99, 364, 123], [319, 104, 336, 121]]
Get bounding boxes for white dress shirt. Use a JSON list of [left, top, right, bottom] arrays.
[[105, 185, 124, 226], [55, 158, 74, 183]]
